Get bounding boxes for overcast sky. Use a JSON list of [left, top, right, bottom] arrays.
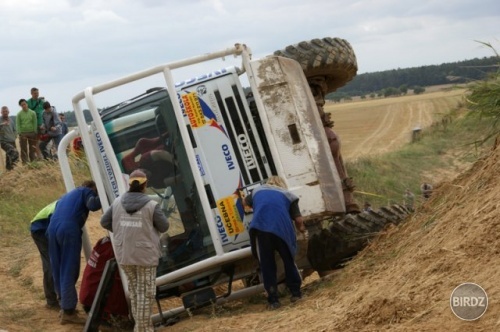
[[1, 0, 498, 115]]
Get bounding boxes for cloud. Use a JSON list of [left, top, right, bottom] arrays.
[[0, 0, 498, 114], [79, 9, 127, 24]]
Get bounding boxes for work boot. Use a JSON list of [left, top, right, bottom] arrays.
[[60, 309, 87, 325]]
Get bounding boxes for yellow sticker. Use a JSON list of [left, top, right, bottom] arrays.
[[182, 92, 206, 128], [217, 196, 244, 236]]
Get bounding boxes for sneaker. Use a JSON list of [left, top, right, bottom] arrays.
[[290, 295, 302, 303], [60, 310, 87, 325], [267, 302, 281, 310]]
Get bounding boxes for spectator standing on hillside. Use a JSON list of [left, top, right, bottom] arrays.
[[101, 169, 168, 332], [16, 99, 38, 163], [403, 189, 415, 211], [27, 87, 46, 159], [245, 175, 305, 310], [421, 183, 433, 199], [27, 87, 46, 129], [39, 101, 62, 160], [30, 201, 60, 310], [47, 180, 101, 325], [59, 113, 68, 136], [0, 106, 19, 170]]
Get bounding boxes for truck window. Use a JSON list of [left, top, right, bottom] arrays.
[[102, 93, 216, 276]]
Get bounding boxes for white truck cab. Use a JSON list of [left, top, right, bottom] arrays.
[[58, 43, 345, 324]]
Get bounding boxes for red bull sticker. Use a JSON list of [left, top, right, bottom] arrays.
[[217, 196, 244, 236], [182, 92, 206, 128]]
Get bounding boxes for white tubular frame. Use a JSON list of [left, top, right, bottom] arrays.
[[59, 44, 258, 286]]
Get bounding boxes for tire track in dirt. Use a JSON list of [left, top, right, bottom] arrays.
[[347, 106, 394, 158], [382, 103, 417, 153]]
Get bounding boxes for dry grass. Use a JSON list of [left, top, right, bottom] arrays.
[[0, 86, 495, 331], [325, 87, 465, 160]]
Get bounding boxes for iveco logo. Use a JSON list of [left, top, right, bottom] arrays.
[[237, 134, 256, 170], [222, 144, 235, 170]]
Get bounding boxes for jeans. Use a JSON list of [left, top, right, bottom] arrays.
[[39, 135, 62, 160]]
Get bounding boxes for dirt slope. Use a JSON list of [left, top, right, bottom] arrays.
[[157, 140, 500, 331]]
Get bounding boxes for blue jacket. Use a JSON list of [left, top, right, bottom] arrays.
[[48, 186, 101, 234], [246, 185, 300, 256]]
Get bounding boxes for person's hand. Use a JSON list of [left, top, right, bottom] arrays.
[[294, 217, 306, 233], [296, 229, 309, 241]]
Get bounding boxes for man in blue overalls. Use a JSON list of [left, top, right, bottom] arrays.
[[47, 180, 101, 325]]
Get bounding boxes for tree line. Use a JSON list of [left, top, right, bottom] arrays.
[[46, 56, 500, 125], [327, 56, 499, 102]]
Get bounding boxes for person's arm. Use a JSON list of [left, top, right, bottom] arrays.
[[100, 205, 113, 232], [123, 137, 162, 170], [52, 110, 61, 131], [294, 216, 306, 233], [153, 203, 169, 233], [289, 200, 305, 233], [16, 114, 20, 135]]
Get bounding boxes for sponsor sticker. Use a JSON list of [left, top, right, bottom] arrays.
[[182, 92, 206, 128], [95, 132, 119, 197], [196, 154, 206, 176], [217, 196, 244, 236]]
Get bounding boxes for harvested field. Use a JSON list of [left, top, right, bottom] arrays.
[[326, 88, 464, 160]]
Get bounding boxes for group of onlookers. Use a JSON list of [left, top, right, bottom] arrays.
[[0, 87, 69, 171]]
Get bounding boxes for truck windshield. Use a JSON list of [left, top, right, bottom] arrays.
[[101, 91, 216, 276]]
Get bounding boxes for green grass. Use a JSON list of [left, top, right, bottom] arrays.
[[0, 156, 91, 246], [347, 110, 495, 208]]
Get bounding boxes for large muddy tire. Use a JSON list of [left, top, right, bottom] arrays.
[[274, 37, 358, 93], [307, 205, 409, 271]]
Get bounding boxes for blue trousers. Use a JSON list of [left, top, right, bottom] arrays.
[[254, 230, 302, 304], [48, 226, 82, 311]]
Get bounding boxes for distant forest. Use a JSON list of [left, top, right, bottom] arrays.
[[55, 56, 499, 125], [328, 56, 499, 101]]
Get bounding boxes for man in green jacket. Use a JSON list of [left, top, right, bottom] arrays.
[[16, 99, 38, 163], [31, 201, 60, 309], [27, 87, 46, 159]]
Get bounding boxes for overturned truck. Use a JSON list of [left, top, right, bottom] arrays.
[[58, 37, 408, 326]]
